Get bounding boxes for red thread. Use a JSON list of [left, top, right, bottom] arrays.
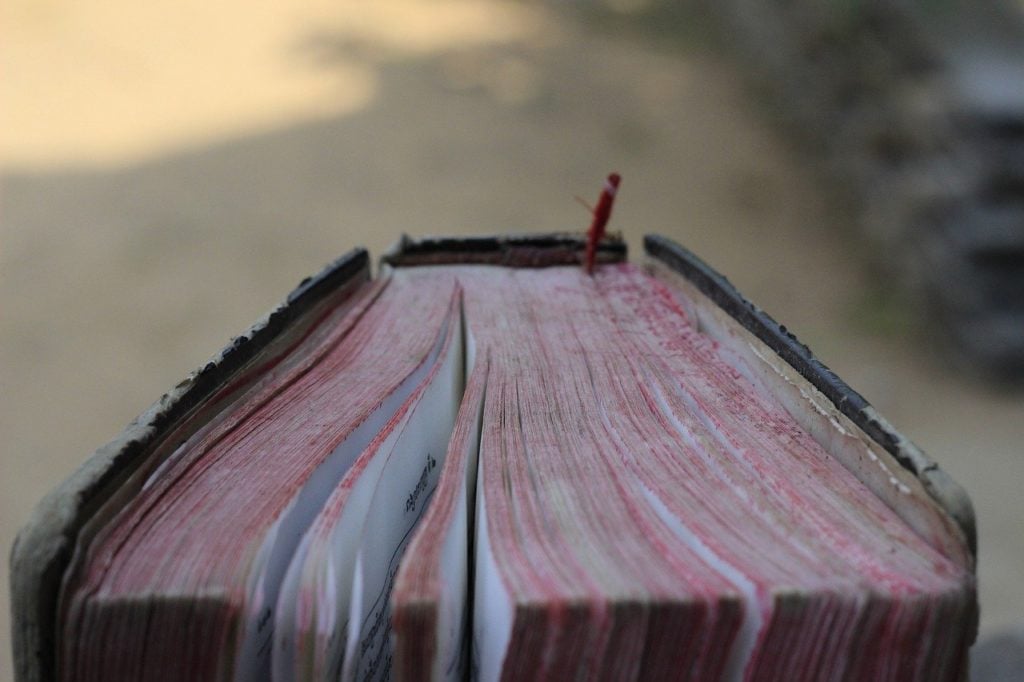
[[584, 173, 621, 275]]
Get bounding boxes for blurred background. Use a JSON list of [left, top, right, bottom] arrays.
[[3, 0, 1022, 678]]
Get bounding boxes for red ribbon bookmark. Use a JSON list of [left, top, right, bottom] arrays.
[[584, 173, 621, 275]]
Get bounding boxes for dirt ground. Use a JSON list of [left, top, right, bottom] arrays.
[[3, 1, 1022, 678]]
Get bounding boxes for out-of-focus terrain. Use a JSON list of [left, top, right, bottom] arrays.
[[3, 1, 1022, 679]]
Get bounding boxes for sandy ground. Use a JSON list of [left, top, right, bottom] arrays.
[[3, 1, 1022, 678]]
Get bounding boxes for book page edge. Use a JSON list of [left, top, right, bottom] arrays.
[[10, 249, 371, 682], [642, 234, 976, 569]]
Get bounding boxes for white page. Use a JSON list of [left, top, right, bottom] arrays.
[[272, 521, 313, 681], [341, 319, 464, 681], [272, 418, 408, 682], [470, 436, 514, 682], [235, 309, 453, 682], [431, 387, 483, 679], [426, 328, 483, 681]]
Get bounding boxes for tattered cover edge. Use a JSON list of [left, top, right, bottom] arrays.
[[9, 249, 371, 682], [380, 232, 627, 268], [644, 234, 977, 559]]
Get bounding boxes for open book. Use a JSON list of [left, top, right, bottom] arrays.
[[12, 234, 977, 681]]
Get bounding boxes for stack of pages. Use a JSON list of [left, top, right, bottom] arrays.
[[13, 235, 977, 682]]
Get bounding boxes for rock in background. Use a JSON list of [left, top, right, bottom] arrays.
[[710, 0, 1024, 379]]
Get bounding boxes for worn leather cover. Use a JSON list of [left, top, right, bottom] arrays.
[[380, 232, 628, 268]]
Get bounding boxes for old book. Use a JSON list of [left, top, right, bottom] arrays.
[[11, 234, 977, 682]]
